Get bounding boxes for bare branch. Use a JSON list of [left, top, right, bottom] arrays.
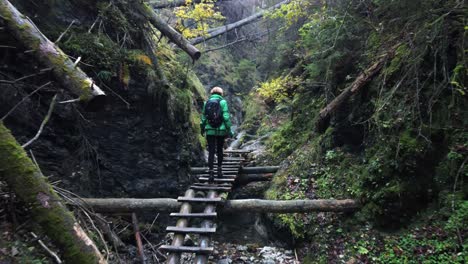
[[0, 81, 52, 122], [22, 94, 58, 148]]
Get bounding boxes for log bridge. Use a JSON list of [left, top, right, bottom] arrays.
[[79, 150, 358, 264]]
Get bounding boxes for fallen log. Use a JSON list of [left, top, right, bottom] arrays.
[[315, 45, 399, 133], [78, 198, 359, 213], [190, 0, 292, 45], [223, 199, 358, 213], [0, 123, 106, 264], [0, 0, 105, 106], [136, 2, 201, 61]]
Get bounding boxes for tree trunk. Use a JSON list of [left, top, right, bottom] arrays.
[[0, 123, 106, 264], [136, 2, 201, 61], [0, 0, 105, 106], [190, 0, 292, 45], [315, 45, 399, 133], [78, 198, 359, 213]]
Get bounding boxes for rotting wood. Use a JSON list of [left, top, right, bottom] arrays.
[[0, 123, 106, 264], [315, 44, 400, 133], [77, 198, 359, 213], [136, 2, 201, 61], [0, 0, 105, 106]]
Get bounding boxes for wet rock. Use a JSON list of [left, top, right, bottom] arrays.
[[236, 245, 248, 251], [218, 258, 233, 264]]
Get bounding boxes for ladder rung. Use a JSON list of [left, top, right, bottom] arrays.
[[170, 212, 217, 218], [192, 183, 232, 187], [177, 197, 222, 203], [166, 226, 216, 234], [198, 177, 235, 182], [190, 185, 232, 191], [159, 245, 214, 254], [197, 174, 237, 178], [224, 150, 251, 154]]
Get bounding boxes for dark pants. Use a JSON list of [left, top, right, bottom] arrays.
[[207, 135, 225, 171]]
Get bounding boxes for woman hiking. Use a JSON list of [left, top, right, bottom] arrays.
[[200, 87, 234, 182]]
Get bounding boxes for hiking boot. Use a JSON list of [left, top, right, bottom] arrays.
[[208, 170, 214, 183]]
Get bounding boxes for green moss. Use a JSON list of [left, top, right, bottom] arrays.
[[0, 123, 101, 263], [382, 44, 410, 77]]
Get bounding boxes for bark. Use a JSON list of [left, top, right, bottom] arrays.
[[0, 122, 106, 264], [190, 0, 292, 45], [315, 45, 399, 133], [78, 198, 359, 213], [136, 2, 201, 61], [0, 0, 105, 106], [190, 166, 279, 174]]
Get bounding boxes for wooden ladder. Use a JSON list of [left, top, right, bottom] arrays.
[[159, 150, 251, 264]]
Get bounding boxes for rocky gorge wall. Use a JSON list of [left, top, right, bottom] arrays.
[[0, 0, 205, 198]]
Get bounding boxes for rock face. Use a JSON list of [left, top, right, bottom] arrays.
[[0, 0, 204, 198]]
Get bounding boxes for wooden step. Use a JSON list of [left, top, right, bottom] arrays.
[[159, 245, 214, 254], [166, 226, 216, 234], [170, 212, 217, 219], [224, 150, 251, 154], [198, 177, 235, 183], [177, 197, 222, 203], [197, 174, 237, 178], [192, 183, 232, 187], [190, 185, 232, 191], [224, 157, 245, 161]]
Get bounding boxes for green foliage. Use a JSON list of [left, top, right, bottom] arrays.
[[240, 93, 268, 134], [230, 59, 258, 90], [257, 75, 302, 104], [174, 0, 224, 38], [266, 0, 317, 28]]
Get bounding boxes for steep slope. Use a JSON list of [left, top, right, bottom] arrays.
[[0, 0, 206, 198], [240, 0, 467, 262]]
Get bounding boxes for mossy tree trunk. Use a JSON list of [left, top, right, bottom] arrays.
[[0, 0, 105, 106], [0, 122, 106, 264]]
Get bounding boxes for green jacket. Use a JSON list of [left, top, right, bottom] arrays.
[[200, 94, 233, 137]]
